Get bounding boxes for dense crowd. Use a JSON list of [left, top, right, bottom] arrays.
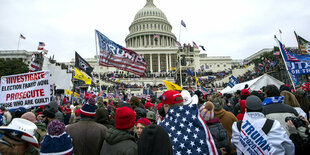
[[0, 83, 310, 155]]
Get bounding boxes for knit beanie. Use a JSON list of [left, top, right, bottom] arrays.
[[115, 107, 136, 130], [40, 120, 73, 155], [80, 98, 96, 117], [136, 118, 151, 126], [199, 102, 214, 122], [21, 112, 36, 123]]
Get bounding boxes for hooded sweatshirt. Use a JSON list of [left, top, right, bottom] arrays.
[[100, 128, 137, 155]]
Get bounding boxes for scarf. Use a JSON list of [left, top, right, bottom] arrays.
[[262, 96, 284, 106]]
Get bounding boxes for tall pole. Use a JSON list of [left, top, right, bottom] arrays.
[[275, 36, 296, 90], [17, 36, 21, 50], [95, 30, 101, 92], [179, 22, 181, 42]]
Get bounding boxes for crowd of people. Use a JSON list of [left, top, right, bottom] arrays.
[[0, 83, 310, 154]]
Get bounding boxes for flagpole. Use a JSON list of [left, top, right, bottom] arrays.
[[95, 30, 101, 92], [179, 22, 181, 42], [279, 29, 283, 42], [275, 36, 296, 90], [17, 35, 21, 50]]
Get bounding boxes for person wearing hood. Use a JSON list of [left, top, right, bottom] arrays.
[[100, 106, 137, 155], [213, 97, 238, 154], [138, 124, 173, 155], [201, 101, 230, 155], [42, 101, 59, 126], [95, 107, 113, 129]]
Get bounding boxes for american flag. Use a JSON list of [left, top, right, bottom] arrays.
[[29, 61, 40, 72], [192, 41, 199, 49], [176, 41, 182, 49], [96, 30, 146, 76], [154, 34, 160, 40], [277, 39, 299, 62], [159, 104, 218, 155], [200, 86, 209, 95], [38, 42, 45, 50], [107, 93, 114, 99]]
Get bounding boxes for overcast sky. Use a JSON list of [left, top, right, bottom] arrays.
[[1, 0, 310, 62]]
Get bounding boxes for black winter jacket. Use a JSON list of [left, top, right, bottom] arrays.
[[100, 128, 138, 155], [206, 117, 230, 155]]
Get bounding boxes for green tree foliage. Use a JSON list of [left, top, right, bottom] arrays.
[[0, 59, 29, 78]]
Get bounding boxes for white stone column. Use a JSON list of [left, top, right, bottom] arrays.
[[149, 35, 151, 46], [144, 35, 147, 46], [140, 36, 142, 47], [166, 54, 168, 72], [169, 53, 172, 68], [158, 54, 160, 72], [150, 54, 153, 72]]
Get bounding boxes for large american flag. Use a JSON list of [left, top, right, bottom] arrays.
[[96, 30, 147, 76], [160, 104, 218, 155], [278, 39, 299, 62]]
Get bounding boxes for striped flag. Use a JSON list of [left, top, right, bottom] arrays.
[[38, 42, 45, 50], [192, 41, 199, 49], [96, 30, 147, 76], [29, 61, 40, 72], [176, 41, 182, 49], [277, 39, 299, 62]]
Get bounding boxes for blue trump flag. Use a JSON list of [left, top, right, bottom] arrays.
[[159, 104, 218, 155], [227, 76, 239, 88], [276, 38, 310, 85]]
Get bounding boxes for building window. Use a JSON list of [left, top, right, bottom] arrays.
[[217, 65, 220, 67], [224, 64, 226, 67]]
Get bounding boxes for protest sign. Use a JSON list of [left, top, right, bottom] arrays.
[[0, 71, 50, 109]]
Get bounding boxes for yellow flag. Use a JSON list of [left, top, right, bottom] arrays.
[[74, 92, 80, 98], [163, 80, 182, 90], [193, 76, 199, 82], [65, 89, 73, 95], [74, 67, 92, 85], [244, 65, 248, 68], [170, 67, 176, 71], [197, 82, 200, 86], [116, 79, 120, 83]]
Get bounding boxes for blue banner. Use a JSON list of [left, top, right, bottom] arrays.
[[228, 76, 239, 88]]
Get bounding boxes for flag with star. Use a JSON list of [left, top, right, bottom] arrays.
[[159, 104, 218, 155]]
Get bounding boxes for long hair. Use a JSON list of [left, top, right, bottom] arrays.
[[295, 89, 310, 119], [280, 90, 301, 107]]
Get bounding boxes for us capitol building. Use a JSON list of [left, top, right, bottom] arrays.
[[0, 0, 241, 88], [84, 0, 235, 87]]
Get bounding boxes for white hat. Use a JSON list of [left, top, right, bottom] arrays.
[[0, 118, 39, 149], [181, 90, 199, 105], [181, 90, 192, 105], [191, 95, 199, 105]]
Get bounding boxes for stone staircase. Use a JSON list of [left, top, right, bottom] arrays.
[[214, 64, 255, 86]]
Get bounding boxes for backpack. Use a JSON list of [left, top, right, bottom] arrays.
[[237, 119, 274, 134]]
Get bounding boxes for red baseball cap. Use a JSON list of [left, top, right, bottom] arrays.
[[241, 89, 250, 96], [162, 90, 183, 105]]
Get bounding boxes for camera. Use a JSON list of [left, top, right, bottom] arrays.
[[285, 116, 305, 128]]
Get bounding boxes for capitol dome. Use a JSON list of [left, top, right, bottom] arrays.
[[125, 0, 177, 48]]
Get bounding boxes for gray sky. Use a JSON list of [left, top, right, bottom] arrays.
[[1, 0, 309, 62]]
